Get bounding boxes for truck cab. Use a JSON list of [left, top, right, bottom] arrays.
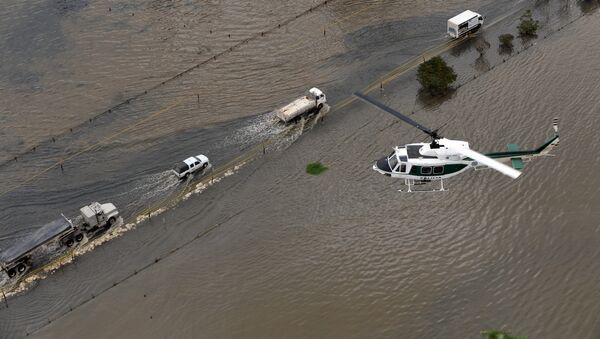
[[80, 202, 119, 229], [308, 87, 327, 108]]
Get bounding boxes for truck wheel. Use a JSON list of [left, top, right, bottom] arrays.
[[317, 103, 323, 110], [66, 238, 74, 247], [7, 269, 16, 278], [17, 263, 27, 273], [75, 233, 84, 242], [107, 217, 116, 227]]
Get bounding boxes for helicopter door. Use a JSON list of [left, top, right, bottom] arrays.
[[400, 164, 406, 172]]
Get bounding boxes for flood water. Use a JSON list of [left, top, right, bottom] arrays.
[[1, 0, 600, 338]]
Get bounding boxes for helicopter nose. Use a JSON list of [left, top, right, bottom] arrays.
[[375, 156, 392, 173]]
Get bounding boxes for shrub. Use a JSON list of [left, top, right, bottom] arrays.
[[416, 56, 457, 96], [481, 329, 527, 339], [306, 162, 328, 175], [475, 38, 491, 56], [518, 10, 539, 36], [498, 33, 515, 48]]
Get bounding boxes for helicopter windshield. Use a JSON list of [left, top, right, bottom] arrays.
[[388, 153, 399, 170]]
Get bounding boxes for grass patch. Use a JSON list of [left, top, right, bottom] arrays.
[[306, 162, 328, 175], [481, 330, 527, 339]]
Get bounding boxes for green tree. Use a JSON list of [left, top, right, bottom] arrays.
[[498, 33, 515, 48], [481, 329, 527, 339], [517, 10, 539, 36], [416, 56, 457, 96]]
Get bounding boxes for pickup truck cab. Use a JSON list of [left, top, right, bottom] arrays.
[[171, 155, 210, 179]]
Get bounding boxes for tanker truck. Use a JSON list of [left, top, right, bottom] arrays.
[[275, 87, 327, 123], [0, 202, 120, 283]]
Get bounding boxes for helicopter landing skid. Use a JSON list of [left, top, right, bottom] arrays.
[[399, 178, 447, 193]]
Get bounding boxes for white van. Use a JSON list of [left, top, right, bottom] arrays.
[[447, 10, 483, 38]]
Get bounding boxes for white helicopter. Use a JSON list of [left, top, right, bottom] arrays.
[[354, 92, 559, 192]]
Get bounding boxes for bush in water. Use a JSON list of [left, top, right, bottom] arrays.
[[416, 56, 457, 96], [306, 162, 328, 175]]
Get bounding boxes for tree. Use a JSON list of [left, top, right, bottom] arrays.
[[416, 56, 457, 96], [475, 38, 491, 56], [481, 329, 527, 339], [498, 34, 515, 48], [518, 10, 539, 36]]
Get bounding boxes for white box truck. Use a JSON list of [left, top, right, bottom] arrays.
[[447, 10, 483, 38]]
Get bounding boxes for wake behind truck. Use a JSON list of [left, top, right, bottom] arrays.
[[0, 202, 120, 283], [275, 87, 327, 123]]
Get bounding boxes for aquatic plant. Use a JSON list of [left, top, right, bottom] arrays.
[[416, 56, 457, 96], [306, 162, 328, 175], [518, 10, 539, 36], [481, 329, 527, 339], [498, 34, 515, 48]]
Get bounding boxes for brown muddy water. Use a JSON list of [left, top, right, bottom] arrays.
[[1, 0, 600, 338]]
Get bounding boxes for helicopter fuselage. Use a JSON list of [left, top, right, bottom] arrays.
[[373, 139, 474, 180]]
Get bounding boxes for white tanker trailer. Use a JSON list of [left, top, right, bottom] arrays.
[[275, 87, 327, 123]]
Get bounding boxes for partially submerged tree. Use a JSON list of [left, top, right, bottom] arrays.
[[518, 10, 539, 36], [498, 33, 515, 48], [306, 162, 328, 175], [475, 38, 491, 56], [416, 56, 457, 96], [481, 329, 527, 339]]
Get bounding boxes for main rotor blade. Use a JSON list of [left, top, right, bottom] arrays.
[[353, 92, 439, 138], [444, 142, 521, 179]]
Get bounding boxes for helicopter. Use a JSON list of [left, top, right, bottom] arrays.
[[353, 92, 559, 192]]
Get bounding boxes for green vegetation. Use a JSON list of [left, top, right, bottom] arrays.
[[518, 10, 539, 36], [481, 329, 527, 339], [498, 33, 515, 48], [416, 56, 457, 96], [306, 162, 328, 175]]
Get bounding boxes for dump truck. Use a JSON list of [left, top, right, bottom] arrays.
[[275, 87, 327, 123], [0, 202, 120, 282], [447, 10, 483, 38]]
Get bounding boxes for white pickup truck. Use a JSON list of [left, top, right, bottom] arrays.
[[275, 87, 327, 123], [171, 155, 210, 179]]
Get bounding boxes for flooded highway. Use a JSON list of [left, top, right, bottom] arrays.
[[1, 0, 600, 337]]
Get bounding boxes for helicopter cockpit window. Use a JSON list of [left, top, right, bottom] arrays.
[[433, 166, 444, 174], [400, 164, 406, 172], [388, 154, 399, 170], [421, 166, 432, 175], [399, 155, 407, 162]]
